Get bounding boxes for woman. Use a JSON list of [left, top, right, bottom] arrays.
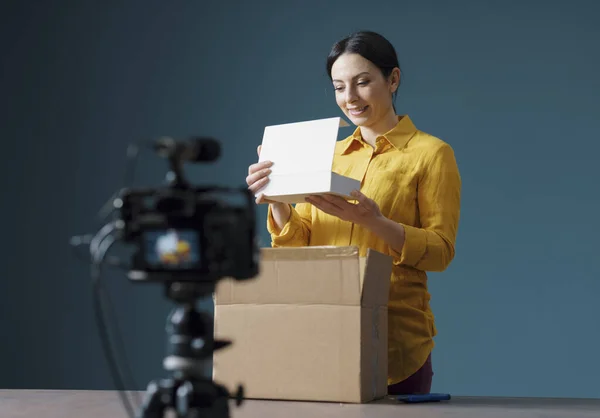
[[246, 30, 461, 395]]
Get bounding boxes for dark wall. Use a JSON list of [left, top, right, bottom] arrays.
[[2, 0, 599, 398]]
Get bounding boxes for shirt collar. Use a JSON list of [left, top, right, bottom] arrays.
[[339, 115, 418, 155]]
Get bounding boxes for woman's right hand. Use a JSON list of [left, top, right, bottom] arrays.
[[246, 145, 274, 204], [247, 145, 292, 229]]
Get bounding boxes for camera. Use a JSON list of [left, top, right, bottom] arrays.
[[75, 136, 259, 418], [118, 185, 259, 284], [117, 137, 259, 285]]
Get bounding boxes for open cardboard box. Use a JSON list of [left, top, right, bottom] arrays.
[[256, 117, 361, 205], [213, 246, 392, 403]]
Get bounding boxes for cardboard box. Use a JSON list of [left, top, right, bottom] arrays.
[[256, 117, 361, 205], [213, 246, 392, 403]]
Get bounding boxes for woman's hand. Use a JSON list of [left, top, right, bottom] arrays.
[[305, 190, 383, 228], [307, 190, 406, 253], [246, 145, 291, 228], [246, 145, 274, 204]]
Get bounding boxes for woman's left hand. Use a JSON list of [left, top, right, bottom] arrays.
[[305, 190, 382, 228]]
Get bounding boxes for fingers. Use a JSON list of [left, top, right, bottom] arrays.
[[255, 193, 278, 205], [308, 194, 343, 205], [306, 195, 344, 213], [350, 189, 367, 202], [247, 160, 273, 200], [255, 193, 266, 205], [349, 190, 371, 211], [323, 194, 349, 206], [248, 144, 270, 189], [248, 176, 270, 196], [246, 167, 272, 192], [255, 193, 271, 205], [246, 161, 272, 186], [247, 165, 272, 182], [351, 190, 374, 209], [248, 160, 272, 176], [247, 149, 273, 202]]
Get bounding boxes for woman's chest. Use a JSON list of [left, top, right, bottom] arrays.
[[332, 150, 422, 223]]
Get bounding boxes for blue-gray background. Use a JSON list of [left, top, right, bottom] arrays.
[[2, 0, 599, 398]]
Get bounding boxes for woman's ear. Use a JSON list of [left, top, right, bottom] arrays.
[[389, 68, 401, 93]]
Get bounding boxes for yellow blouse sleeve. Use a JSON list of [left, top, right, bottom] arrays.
[[395, 143, 461, 272], [267, 202, 312, 247]]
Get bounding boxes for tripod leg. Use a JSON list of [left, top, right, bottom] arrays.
[[136, 379, 175, 418], [175, 379, 231, 418]]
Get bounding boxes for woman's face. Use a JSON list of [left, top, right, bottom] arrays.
[[331, 53, 399, 130]]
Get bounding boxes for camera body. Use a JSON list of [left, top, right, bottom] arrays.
[[118, 184, 259, 284]]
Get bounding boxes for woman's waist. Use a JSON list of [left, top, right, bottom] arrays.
[[389, 266, 431, 306]]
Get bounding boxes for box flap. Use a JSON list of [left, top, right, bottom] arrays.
[[215, 246, 362, 306], [359, 249, 392, 308], [215, 246, 393, 308]]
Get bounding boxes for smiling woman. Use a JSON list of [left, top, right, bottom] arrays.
[[245, 30, 462, 395]]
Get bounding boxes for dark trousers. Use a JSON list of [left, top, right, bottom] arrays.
[[387, 354, 433, 395]]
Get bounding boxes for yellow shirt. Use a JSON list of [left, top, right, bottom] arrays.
[[266, 115, 461, 385]]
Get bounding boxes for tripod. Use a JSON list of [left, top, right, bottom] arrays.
[[136, 281, 244, 418]]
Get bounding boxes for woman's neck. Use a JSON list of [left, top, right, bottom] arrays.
[[360, 110, 399, 147]]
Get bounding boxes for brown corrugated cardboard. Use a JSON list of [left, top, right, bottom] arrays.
[[213, 246, 392, 403]]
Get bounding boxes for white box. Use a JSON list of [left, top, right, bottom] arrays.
[[256, 117, 361, 205]]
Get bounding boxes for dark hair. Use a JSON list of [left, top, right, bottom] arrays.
[[326, 30, 401, 106]]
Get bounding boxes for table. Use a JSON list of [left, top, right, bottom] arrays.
[[1, 390, 600, 418]]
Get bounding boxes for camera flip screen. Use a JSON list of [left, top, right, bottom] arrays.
[[143, 229, 201, 270]]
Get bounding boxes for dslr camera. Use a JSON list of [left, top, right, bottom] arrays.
[[117, 136, 259, 285]]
